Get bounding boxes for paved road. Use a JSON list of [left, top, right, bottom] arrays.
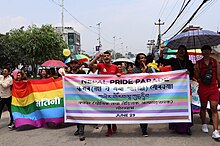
[[0, 111, 220, 146]]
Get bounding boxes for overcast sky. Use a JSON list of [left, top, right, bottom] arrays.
[[1, 0, 220, 55]]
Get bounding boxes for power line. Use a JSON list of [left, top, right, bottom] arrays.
[[171, 0, 209, 39], [165, 0, 195, 36], [193, 0, 217, 22], [159, 0, 170, 19], [162, 0, 191, 36], [49, 0, 113, 45], [156, 0, 167, 20], [164, 0, 180, 22], [151, 0, 168, 40], [179, 0, 187, 13]]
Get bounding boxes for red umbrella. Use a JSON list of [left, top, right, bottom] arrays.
[[41, 60, 66, 67]]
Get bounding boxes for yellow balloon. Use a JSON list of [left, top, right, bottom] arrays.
[[63, 49, 71, 57]]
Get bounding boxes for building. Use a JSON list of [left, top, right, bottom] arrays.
[[55, 27, 81, 54]]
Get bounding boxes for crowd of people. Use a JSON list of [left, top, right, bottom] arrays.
[[0, 45, 220, 141]]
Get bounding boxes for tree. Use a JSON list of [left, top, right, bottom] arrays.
[[0, 24, 67, 77]]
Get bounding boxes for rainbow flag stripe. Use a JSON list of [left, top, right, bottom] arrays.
[[12, 78, 64, 128]]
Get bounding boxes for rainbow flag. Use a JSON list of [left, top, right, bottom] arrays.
[[12, 78, 64, 128], [63, 70, 191, 124]]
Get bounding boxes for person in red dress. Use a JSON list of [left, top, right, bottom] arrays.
[[89, 51, 120, 137], [194, 45, 220, 140]]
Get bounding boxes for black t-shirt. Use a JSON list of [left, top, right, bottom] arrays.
[[159, 57, 194, 78], [68, 70, 86, 74], [76, 70, 86, 74]]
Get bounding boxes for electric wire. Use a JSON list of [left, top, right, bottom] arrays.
[[165, 0, 195, 37], [164, 0, 180, 22], [193, 0, 217, 22], [179, 0, 187, 13], [156, 0, 166, 20], [49, 0, 114, 45], [170, 0, 209, 39], [162, 0, 191, 36]]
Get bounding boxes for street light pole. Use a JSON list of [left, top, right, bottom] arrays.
[[61, 0, 64, 34], [121, 42, 124, 56], [97, 22, 102, 48], [113, 36, 121, 60], [113, 36, 116, 60], [90, 22, 102, 52]]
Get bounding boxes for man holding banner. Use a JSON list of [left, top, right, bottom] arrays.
[[67, 58, 87, 141], [89, 51, 120, 137]]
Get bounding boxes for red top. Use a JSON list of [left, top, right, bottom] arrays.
[[97, 63, 119, 75], [197, 57, 218, 94], [198, 57, 218, 86]]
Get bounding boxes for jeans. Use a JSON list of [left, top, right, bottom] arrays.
[[140, 123, 148, 133], [77, 123, 85, 136]]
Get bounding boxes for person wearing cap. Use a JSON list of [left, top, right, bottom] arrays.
[[194, 45, 220, 140], [66, 59, 86, 141], [89, 51, 120, 137]]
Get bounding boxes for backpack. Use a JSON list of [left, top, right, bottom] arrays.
[[199, 58, 217, 85], [201, 62, 212, 85]]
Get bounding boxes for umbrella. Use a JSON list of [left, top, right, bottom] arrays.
[[65, 54, 89, 64], [167, 29, 220, 49], [113, 58, 134, 65], [41, 60, 66, 67]]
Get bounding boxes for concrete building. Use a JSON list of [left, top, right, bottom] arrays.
[[55, 27, 81, 54]]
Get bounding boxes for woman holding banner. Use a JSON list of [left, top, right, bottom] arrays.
[[133, 53, 155, 137], [159, 45, 194, 135]]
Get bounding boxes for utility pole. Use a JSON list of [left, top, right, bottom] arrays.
[[113, 36, 116, 60], [121, 42, 124, 56], [90, 22, 102, 52], [61, 0, 64, 34], [97, 22, 102, 48], [154, 19, 164, 53], [113, 36, 121, 60]]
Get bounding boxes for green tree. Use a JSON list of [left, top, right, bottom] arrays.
[[0, 24, 67, 77]]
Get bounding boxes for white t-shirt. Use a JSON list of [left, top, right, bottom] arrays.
[[0, 75, 13, 98]]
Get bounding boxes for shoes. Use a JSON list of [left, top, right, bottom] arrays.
[[8, 123, 15, 130], [79, 135, 85, 141], [112, 124, 117, 133], [105, 129, 113, 137], [142, 131, 149, 137], [212, 130, 220, 139], [93, 124, 99, 129], [74, 130, 79, 136], [201, 124, 209, 133], [186, 128, 192, 136]]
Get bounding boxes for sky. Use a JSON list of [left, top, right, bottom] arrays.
[[1, 0, 220, 55]]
